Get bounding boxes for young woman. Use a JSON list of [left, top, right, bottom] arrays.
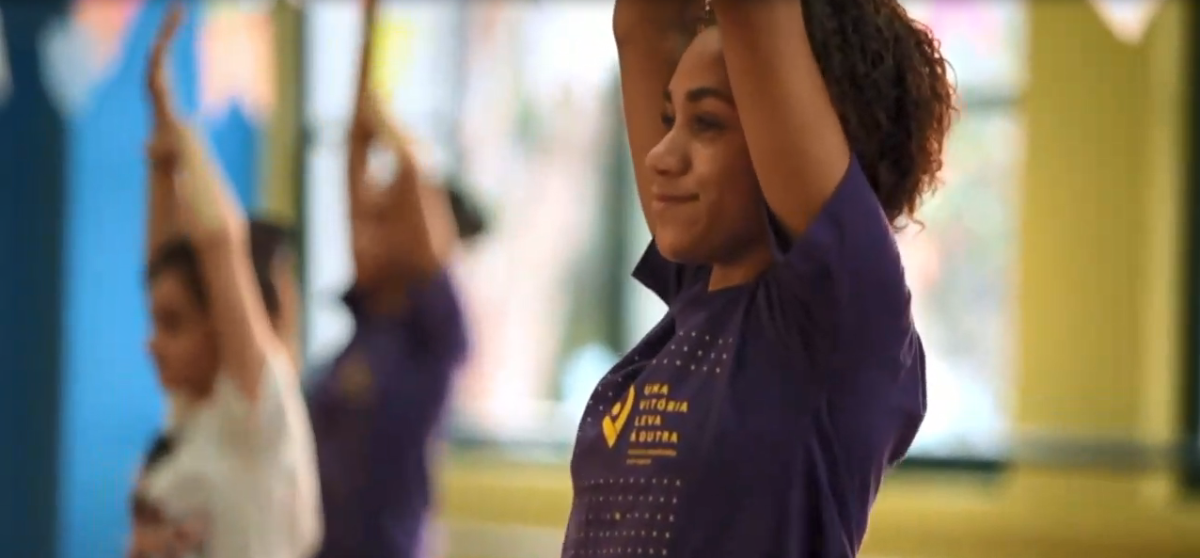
[[130, 218, 298, 558], [307, 1, 475, 556], [133, 6, 321, 557], [562, 0, 953, 556]]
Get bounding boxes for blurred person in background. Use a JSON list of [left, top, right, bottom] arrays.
[[562, 0, 953, 556], [130, 5, 321, 557], [306, 1, 481, 557], [130, 218, 298, 558]]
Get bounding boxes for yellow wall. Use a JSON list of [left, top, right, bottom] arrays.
[[434, 2, 1200, 557]]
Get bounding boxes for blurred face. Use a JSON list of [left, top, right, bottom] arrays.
[[646, 27, 767, 265], [352, 183, 457, 290], [147, 270, 218, 397]]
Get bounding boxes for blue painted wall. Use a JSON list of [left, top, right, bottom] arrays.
[[0, 4, 68, 557], [56, 2, 263, 557]]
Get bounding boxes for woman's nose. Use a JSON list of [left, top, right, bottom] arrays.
[[646, 133, 689, 178]]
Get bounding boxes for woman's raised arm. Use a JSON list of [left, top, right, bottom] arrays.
[[148, 4, 284, 402], [612, 0, 701, 236], [709, 0, 850, 238], [144, 7, 182, 265], [346, 0, 448, 299]]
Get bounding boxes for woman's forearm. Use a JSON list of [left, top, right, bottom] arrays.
[[613, 0, 697, 46], [174, 124, 247, 243], [613, 31, 687, 237], [173, 122, 280, 400], [146, 161, 177, 263]]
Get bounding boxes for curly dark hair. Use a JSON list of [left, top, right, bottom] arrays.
[[804, 0, 957, 229], [702, 0, 956, 229]]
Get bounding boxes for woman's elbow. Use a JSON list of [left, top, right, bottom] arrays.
[[190, 214, 249, 253]]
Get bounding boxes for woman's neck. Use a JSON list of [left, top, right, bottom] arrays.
[[708, 243, 774, 291], [167, 391, 204, 429]]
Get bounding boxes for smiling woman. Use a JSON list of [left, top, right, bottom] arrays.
[[441, 4, 1200, 558]]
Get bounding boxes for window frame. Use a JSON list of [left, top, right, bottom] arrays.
[[901, 87, 1022, 470]]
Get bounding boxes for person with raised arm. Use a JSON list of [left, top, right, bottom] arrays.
[[306, 0, 477, 557], [131, 5, 322, 557], [562, 0, 955, 555]]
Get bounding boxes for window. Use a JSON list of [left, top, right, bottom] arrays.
[[896, 1, 1027, 459], [300, 1, 1027, 459]]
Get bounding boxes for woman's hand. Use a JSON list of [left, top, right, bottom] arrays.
[[144, 2, 238, 242], [613, 0, 705, 45], [144, 3, 184, 261], [146, 3, 183, 171]]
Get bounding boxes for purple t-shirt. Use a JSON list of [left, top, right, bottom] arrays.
[[309, 271, 467, 558], [562, 158, 926, 557]]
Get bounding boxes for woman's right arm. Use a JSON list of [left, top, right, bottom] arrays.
[[612, 0, 697, 236], [146, 159, 175, 260], [147, 5, 285, 404], [145, 7, 183, 264], [614, 0, 707, 302], [345, 0, 375, 234]]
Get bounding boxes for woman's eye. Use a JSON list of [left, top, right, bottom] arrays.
[[691, 116, 722, 133], [660, 113, 676, 129]]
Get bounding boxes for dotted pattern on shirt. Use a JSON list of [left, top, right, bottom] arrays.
[[565, 327, 736, 557]]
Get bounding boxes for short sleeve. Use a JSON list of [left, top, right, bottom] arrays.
[[760, 156, 911, 355], [343, 271, 468, 371], [398, 270, 468, 369], [632, 241, 705, 305], [211, 351, 298, 452]]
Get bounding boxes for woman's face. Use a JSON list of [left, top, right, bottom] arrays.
[[147, 270, 218, 397], [646, 27, 767, 265]]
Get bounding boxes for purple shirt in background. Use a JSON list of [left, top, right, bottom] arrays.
[[562, 158, 926, 557], [309, 271, 467, 558]]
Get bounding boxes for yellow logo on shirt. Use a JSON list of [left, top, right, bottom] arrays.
[[602, 387, 636, 448], [337, 351, 374, 405]]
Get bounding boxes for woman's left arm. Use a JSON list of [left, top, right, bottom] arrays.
[[709, 0, 850, 239]]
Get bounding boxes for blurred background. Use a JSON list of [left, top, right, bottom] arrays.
[[0, 0, 1196, 556]]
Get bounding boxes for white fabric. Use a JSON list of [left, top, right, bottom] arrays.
[[143, 353, 324, 558]]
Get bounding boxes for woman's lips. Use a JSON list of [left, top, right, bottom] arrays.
[[652, 192, 700, 207]]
